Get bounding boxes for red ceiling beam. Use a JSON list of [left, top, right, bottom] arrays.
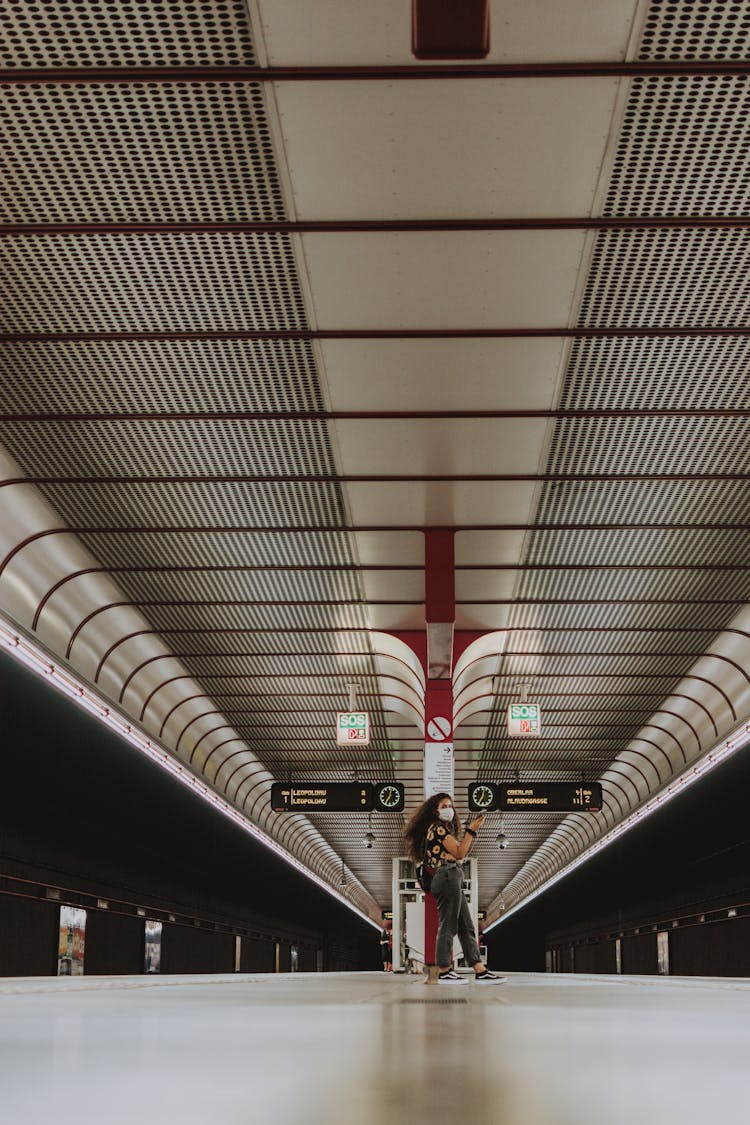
[[4, 472, 750, 484], [3, 327, 750, 341], [1, 217, 749, 234], [2, 62, 749, 83], [2, 407, 750, 421]]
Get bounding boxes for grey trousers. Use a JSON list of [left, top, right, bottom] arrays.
[[431, 864, 481, 967]]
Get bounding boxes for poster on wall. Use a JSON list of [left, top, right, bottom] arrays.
[[144, 920, 163, 973], [57, 906, 87, 976]]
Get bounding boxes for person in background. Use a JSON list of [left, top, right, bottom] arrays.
[[380, 921, 392, 972], [404, 792, 505, 984]]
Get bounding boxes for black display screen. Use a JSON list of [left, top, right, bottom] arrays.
[[271, 781, 404, 813], [271, 782, 371, 812], [468, 781, 603, 813]]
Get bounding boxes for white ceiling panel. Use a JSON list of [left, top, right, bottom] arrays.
[[344, 481, 538, 526], [456, 570, 519, 600], [273, 79, 621, 220], [321, 338, 566, 410], [455, 604, 514, 629], [456, 530, 530, 564], [300, 231, 590, 329], [255, 0, 642, 64], [352, 530, 424, 566], [334, 418, 549, 474], [366, 605, 426, 630], [360, 569, 424, 603]]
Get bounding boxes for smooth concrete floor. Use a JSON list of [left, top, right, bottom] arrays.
[[2, 970, 750, 1125]]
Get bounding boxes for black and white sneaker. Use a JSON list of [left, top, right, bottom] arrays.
[[474, 970, 506, 984], [438, 970, 468, 984]]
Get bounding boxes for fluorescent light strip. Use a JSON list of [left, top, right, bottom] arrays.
[[484, 719, 750, 933], [0, 617, 380, 931]]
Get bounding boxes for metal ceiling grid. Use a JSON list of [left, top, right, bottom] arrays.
[[578, 229, 750, 328], [523, 526, 750, 569], [0, 233, 309, 332], [139, 600, 373, 635], [562, 336, 750, 411], [111, 567, 364, 606], [1, 0, 257, 67], [0, 339, 326, 412], [546, 419, 750, 476], [637, 0, 750, 61], [473, 1, 750, 914], [606, 76, 750, 218], [1, 416, 340, 475], [159, 629, 375, 659], [0, 5, 399, 919], [77, 530, 359, 569], [35, 480, 348, 530], [0, 82, 283, 223]]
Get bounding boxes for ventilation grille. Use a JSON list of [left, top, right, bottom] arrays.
[[638, 0, 750, 60], [400, 998, 469, 1005], [37, 481, 348, 530], [501, 628, 719, 656], [537, 480, 750, 529], [559, 338, 750, 412], [80, 530, 359, 570], [0, 234, 308, 332], [0, 340, 324, 413], [138, 627, 372, 658], [506, 600, 738, 634], [1, 0, 256, 67], [547, 441, 750, 485], [116, 567, 363, 605], [523, 528, 750, 568], [578, 230, 750, 328], [498, 651, 698, 678], [604, 77, 750, 218], [143, 602, 372, 634], [0, 83, 283, 223], [182, 653, 379, 678], [2, 418, 341, 477]]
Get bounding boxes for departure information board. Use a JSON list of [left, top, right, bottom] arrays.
[[468, 781, 602, 813], [271, 781, 404, 813]]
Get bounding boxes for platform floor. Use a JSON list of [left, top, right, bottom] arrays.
[[2, 970, 750, 1124]]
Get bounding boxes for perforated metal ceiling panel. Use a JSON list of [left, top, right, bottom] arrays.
[[2, 0, 750, 930]]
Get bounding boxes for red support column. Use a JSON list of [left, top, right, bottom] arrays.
[[423, 531, 456, 968]]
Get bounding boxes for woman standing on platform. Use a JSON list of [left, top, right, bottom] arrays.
[[379, 922, 392, 972], [403, 792, 504, 984]]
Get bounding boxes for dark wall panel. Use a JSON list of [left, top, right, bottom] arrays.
[[670, 920, 750, 978], [622, 933, 657, 975], [299, 946, 318, 972], [240, 937, 275, 973], [84, 910, 145, 975], [574, 941, 617, 975], [0, 651, 375, 977], [0, 896, 58, 976], [161, 925, 234, 975]]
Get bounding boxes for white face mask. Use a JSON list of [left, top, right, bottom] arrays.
[[438, 807, 454, 823]]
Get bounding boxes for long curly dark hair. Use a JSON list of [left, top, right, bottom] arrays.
[[403, 792, 459, 862]]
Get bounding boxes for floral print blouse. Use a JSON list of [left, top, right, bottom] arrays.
[[425, 821, 454, 868]]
